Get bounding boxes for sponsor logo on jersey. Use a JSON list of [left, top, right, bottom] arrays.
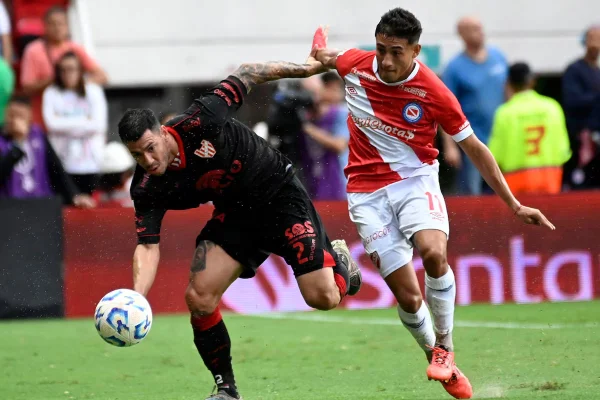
[[346, 86, 358, 99], [194, 140, 216, 159], [400, 85, 427, 98], [195, 160, 242, 193], [213, 89, 232, 106], [284, 221, 316, 244], [350, 114, 415, 140], [402, 102, 423, 123], [351, 67, 377, 82]]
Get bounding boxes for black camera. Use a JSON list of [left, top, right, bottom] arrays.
[[266, 80, 315, 164]]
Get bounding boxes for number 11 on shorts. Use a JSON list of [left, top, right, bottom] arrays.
[[425, 191, 444, 213]]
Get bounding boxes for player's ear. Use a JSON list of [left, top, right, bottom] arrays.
[[412, 43, 422, 59], [159, 125, 169, 138]]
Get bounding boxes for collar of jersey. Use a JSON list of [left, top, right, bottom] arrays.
[[509, 89, 537, 102], [163, 125, 187, 170], [372, 57, 420, 86]]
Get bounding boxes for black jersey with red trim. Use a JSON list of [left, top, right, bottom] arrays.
[[131, 76, 295, 245]]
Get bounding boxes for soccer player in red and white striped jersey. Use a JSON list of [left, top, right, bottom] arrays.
[[311, 7, 555, 399]]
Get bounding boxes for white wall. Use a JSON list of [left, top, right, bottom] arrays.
[[73, 0, 600, 87]]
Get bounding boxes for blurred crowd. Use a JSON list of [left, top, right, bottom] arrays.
[[0, 3, 599, 209], [0, 3, 135, 209]]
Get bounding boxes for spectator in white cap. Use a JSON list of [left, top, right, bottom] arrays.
[[92, 141, 136, 207]]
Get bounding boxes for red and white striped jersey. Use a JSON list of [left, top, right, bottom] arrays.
[[336, 49, 474, 193]]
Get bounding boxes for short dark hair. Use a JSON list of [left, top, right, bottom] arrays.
[[118, 109, 160, 143], [9, 95, 31, 107], [508, 62, 533, 90], [55, 51, 86, 97], [321, 71, 342, 86], [375, 8, 422, 44], [44, 5, 67, 21]]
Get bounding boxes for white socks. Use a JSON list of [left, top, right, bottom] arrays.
[[397, 301, 435, 354], [425, 267, 456, 350]]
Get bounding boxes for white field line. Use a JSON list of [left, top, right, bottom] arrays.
[[244, 312, 599, 330]]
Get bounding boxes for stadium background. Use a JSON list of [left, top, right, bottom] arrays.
[[1, 1, 600, 399]]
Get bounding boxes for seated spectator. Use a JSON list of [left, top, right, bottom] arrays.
[[0, 95, 94, 207], [20, 6, 107, 126], [43, 51, 108, 194], [488, 63, 571, 194], [92, 141, 135, 208]]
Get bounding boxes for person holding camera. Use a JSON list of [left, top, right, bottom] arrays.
[[267, 73, 349, 200]]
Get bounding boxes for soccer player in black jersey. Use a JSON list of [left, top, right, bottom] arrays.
[[117, 54, 362, 400]]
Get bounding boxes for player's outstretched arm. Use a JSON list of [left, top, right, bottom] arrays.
[[133, 243, 161, 296], [230, 26, 335, 93], [232, 58, 326, 93], [458, 135, 556, 230]]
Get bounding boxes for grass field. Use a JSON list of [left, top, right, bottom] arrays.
[[1, 301, 599, 400]]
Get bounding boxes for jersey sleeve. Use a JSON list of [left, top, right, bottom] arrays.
[[130, 173, 167, 245], [335, 48, 370, 78], [195, 75, 247, 126], [133, 200, 167, 245], [166, 75, 247, 138], [435, 85, 474, 142]]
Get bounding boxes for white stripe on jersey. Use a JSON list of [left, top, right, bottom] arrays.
[[344, 72, 438, 180]]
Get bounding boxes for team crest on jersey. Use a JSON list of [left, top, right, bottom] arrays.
[[194, 140, 216, 159], [402, 102, 423, 123]]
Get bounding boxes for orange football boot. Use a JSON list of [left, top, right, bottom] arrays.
[[426, 346, 454, 381], [440, 363, 473, 399]]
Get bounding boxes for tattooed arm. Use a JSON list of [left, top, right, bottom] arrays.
[[232, 57, 327, 93]]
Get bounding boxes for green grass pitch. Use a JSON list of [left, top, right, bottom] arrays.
[[1, 301, 599, 399]]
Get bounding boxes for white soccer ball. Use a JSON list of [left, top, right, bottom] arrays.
[[94, 289, 153, 347]]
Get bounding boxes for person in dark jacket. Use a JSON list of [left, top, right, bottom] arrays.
[[562, 25, 600, 188]]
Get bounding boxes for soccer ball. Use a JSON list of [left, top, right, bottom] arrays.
[[94, 289, 153, 347]]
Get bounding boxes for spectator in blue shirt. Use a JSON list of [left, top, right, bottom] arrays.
[[441, 16, 508, 195], [562, 25, 600, 189]]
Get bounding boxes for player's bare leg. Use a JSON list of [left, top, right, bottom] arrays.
[[413, 229, 472, 399], [383, 261, 435, 361], [185, 241, 244, 400], [295, 239, 362, 310]]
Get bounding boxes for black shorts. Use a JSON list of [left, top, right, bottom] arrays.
[[196, 176, 339, 278]]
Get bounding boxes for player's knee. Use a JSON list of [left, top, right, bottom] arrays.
[[185, 285, 220, 315], [303, 288, 339, 311], [420, 246, 448, 277], [397, 291, 423, 314]]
